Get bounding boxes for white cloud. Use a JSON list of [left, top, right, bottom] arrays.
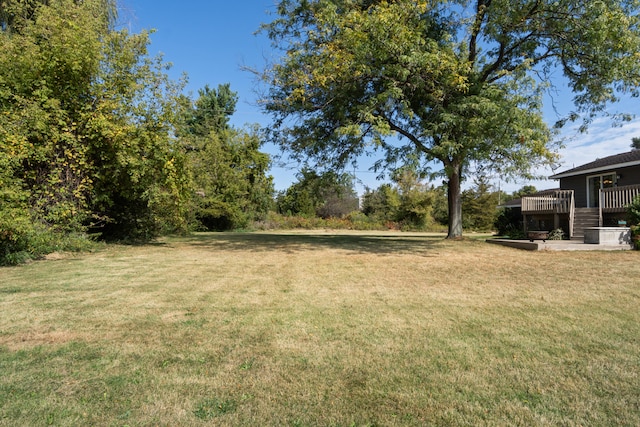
[[498, 118, 640, 194]]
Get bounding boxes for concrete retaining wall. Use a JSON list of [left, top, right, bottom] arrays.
[[583, 227, 631, 245]]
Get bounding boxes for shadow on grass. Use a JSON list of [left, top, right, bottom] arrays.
[[169, 231, 452, 256]]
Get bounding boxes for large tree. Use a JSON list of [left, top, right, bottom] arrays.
[[259, 0, 640, 238]]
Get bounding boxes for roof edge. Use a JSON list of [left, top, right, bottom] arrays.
[[550, 159, 640, 179]]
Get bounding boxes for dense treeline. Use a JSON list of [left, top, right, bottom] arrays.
[[276, 168, 359, 219], [271, 166, 518, 233], [362, 169, 446, 230], [179, 85, 273, 231], [0, 0, 273, 264], [361, 172, 512, 232]]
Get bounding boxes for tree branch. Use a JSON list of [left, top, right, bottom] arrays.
[[468, 0, 492, 65], [479, 0, 544, 83], [485, 46, 555, 83], [376, 111, 431, 155]]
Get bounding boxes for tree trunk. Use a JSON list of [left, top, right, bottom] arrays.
[[447, 162, 463, 239]]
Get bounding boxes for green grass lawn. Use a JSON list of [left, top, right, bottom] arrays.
[[1, 231, 639, 426]]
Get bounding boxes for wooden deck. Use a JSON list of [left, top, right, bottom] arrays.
[[521, 190, 574, 214], [521, 185, 640, 236], [521, 190, 575, 238]]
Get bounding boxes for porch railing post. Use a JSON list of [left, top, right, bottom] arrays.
[[599, 189, 603, 227], [569, 191, 575, 239]]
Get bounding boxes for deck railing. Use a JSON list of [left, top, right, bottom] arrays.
[[522, 190, 574, 214], [600, 184, 640, 213]]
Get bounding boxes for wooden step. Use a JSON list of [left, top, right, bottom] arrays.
[[571, 208, 600, 240]]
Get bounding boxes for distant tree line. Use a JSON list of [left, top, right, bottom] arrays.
[[275, 168, 359, 219], [273, 165, 531, 233]]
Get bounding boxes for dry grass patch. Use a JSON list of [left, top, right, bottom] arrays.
[[0, 231, 639, 425]]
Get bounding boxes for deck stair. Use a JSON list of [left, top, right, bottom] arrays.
[[572, 208, 599, 240]]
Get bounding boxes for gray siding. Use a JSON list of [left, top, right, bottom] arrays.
[[616, 165, 640, 186], [560, 175, 588, 207], [558, 164, 640, 208]]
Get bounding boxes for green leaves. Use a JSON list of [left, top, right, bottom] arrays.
[[1, 0, 192, 244], [179, 87, 274, 231], [276, 168, 358, 218], [478, 0, 640, 115]]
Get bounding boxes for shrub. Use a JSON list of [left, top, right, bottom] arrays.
[[1, 227, 99, 266], [548, 228, 565, 240], [0, 208, 39, 266], [626, 195, 640, 226], [495, 207, 522, 236], [501, 224, 527, 240], [631, 225, 640, 250], [345, 211, 384, 230], [254, 211, 388, 231], [627, 196, 640, 250], [1, 208, 100, 265]]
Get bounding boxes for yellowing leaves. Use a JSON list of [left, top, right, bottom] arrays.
[[1, 0, 193, 240], [290, 87, 307, 103]]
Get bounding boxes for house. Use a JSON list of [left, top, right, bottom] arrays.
[[519, 150, 640, 240]]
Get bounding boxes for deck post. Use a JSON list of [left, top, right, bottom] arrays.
[[598, 190, 603, 227], [568, 192, 575, 239]]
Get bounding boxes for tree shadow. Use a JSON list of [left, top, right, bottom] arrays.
[[170, 232, 449, 256]]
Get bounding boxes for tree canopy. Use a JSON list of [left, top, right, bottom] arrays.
[[260, 0, 640, 237]]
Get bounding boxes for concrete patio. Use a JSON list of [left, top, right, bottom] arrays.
[[486, 238, 634, 251]]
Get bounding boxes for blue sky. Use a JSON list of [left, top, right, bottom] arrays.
[[120, 1, 640, 195]]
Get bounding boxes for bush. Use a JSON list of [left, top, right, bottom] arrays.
[[345, 211, 385, 230], [548, 228, 565, 240], [1, 228, 98, 266], [495, 208, 522, 236], [627, 195, 640, 226], [1, 208, 100, 265], [0, 208, 38, 265], [253, 211, 449, 232], [631, 225, 640, 250], [500, 224, 527, 240], [627, 196, 640, 250]]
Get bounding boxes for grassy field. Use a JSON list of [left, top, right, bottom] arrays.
[[1, 231, 639, 426]]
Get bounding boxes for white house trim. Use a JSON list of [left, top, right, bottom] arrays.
[[550, 160, 640, 179]]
